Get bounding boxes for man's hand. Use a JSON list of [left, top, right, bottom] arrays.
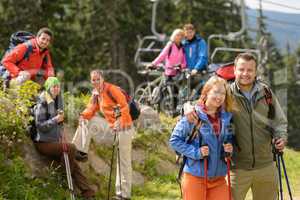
[[78, 116, 87, 125], [191, 69, 198, 76], [273, 138, 286, 152], [184, 102, 198, 124], [16, 70, 31, 84]]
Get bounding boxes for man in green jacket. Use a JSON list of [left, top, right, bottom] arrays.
[[185, 52, 287, 200]]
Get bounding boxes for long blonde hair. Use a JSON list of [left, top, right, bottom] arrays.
[[198, 76, 237, 112], [170, 29, 184, 42]]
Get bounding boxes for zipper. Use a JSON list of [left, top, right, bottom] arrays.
[[240, 95, 256, 168], [249, 109, 255, 168]]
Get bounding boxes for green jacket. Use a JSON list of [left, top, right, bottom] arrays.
[[230, 81, 287, 170]]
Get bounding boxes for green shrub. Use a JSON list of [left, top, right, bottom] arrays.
[[63, 92, 90, 127], [0, 81, 40, 138]]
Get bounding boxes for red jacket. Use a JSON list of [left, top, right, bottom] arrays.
[[1, 38, 54, 79]]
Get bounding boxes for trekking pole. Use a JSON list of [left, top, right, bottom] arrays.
[[59, 110, 76, 200], [224, 142, 232, 200], [279, 152, 293, 200], [116, 128, 123, 200], [107, 105, 122, 200], [274, 144, 284, 200], [201, 144, 208, 200], [107, 132, 117, 200]]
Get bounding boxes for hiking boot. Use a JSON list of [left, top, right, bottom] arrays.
[[112, 195, 131, 200], [75, 151, 88, 162]]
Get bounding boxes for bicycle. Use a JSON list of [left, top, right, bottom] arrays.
[[135, 65, 178, 117]]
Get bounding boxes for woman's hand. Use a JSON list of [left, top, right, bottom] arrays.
[[223, 143, 233, 154], [200, 145, 209, 157]]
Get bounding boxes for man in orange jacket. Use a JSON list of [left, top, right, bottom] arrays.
[[80, 69, 135, 200], [1, 27, 54, 85]]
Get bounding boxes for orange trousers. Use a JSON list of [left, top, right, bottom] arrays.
[[181, 173, 231, 200]]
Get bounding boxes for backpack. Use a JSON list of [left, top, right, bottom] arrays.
[[0, 31, 35, 86], [176, 118, 202, 181], [106, 86, 141, 121], [26, 101, 48, 140], [215, 62, 235, 81]]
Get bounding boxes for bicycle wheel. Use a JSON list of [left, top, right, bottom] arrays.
[[135, 83, 151, 105], [160, 85, 176, 117]]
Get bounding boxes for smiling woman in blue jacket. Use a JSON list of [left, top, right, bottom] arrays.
[[170, 75, 236, 200]]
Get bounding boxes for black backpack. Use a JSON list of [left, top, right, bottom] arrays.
[[106, 86, 141, 121], [26, 104, 38, 140], [0, 31, 35, 86], [26, 101, 47, 140]]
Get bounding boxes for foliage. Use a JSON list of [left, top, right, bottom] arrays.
[[0, 0, 249, 84], [0, 148, 68, 200], [63, 91, 90, 127], [0, 80, 40, 138]]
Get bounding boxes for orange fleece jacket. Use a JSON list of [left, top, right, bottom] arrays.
[[81, 82, 132, 129]]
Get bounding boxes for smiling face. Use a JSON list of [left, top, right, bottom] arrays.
[[184, 29, 195, 40], [234, 57, 257, 89], [205, 84, 226, 109], [49, 84, 60, 98], [36, 32, 51, 50], [90, 72, 104, 92], [174, 32, 184, 44]]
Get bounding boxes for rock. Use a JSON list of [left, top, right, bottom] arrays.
[[87, 116, 114, 146], [132, 149, 146, 165], [22, 141, 52, 178], [88, 150, 110, 176], [156, 159, 178, 176], [135, 105, 161, 130], [132, 171, 145, 186]]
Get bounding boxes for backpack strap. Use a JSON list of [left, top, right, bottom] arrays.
[[263, 86, 275, 120], [23, 40, 33, 61], [106, 85, 118, 104], [167, 43, 173, 58], [177, 117, 202, 181], [14, 40, 33, 66]]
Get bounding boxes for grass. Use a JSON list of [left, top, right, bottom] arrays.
[[131, 147, 300, 200], [0, 111, 299, 200], [132, 174, 181, 200], [131, 114, 300, 199]]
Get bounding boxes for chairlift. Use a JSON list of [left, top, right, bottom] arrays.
[[134, 0, 167, 74], [207, 0, 269, 80]]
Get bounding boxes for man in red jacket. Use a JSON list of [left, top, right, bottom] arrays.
[[1, 27, 55, 85]]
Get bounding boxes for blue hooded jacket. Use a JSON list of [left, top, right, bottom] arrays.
[[169, 106, 233, 178], [182, 35, 208, 71]]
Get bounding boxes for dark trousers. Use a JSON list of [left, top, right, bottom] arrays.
[[34, 142, 93, 195]]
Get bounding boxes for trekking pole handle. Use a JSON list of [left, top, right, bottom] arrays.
[[272, 137, 284, 156], [224, 141, 232, 158], [113, 105, 121, 119]]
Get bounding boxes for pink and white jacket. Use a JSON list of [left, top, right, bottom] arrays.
[[152, 41, 186, 76]]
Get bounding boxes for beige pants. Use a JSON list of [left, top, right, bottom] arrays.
[[230, 163, 278, 200], [72, 118, 135, 198], [115, 127, 135, 198]]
